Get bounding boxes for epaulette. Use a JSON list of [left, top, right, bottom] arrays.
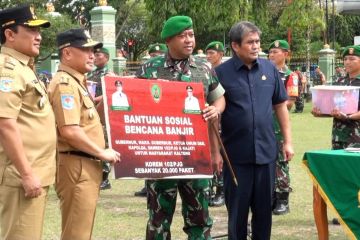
[[59, 76, 70, 84], [3, 56, 16, 70]]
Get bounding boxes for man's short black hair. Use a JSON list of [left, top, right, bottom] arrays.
[[0, 25, 18, 44]]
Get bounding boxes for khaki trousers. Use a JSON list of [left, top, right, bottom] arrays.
[[0, 185, 49, 240], [56, 154, 102, 240]]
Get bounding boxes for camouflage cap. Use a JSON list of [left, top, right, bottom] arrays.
[[205, 41, 224, 52], [342, 45, 360, 58], [0, 4, 50, 29], [161, 16, 193, 40], [148, 43, 167, 54], [269, 40, 290, 51], [57, 28, 103, 50]]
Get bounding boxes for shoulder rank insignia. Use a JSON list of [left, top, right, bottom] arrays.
[[4, 56, 16, 70], [59, 76, 70, 84]]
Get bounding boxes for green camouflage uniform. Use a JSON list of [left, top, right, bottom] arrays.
[[313, 71, 325, 86], [332, 75, 360, 150], [88, 65, 112, 172], [332, 72, 346, 85], [294, 71, 304, 112], [332, 74, 347, 86], [88, 64, 112, 98], [273, 67, 292, 194], [136, 52, 224, 240]]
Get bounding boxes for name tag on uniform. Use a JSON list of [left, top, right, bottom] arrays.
[[61, 94, 75, 110]]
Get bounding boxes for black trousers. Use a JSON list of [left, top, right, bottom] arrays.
[[224, 162, 275, 240]]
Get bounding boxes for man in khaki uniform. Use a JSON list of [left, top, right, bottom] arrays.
[[0, 5, 56, 240], [48, 28, 121, 240]]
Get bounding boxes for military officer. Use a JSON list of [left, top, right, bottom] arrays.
[[313, 66, 326, 86], [205, 41, 224, 68], [88, 47, 115, 104], [48, 28, 121, 240], [311, 45, 360, 237], [88, 47, 116, 190], [268, 39, 298, 215], [294, 67, 305, 113], [205, 41, 225, 207], [0, 5, 56, 239], [136, 15, 225, 239], [332, 64, 347, 85], [134, 43, 168, 197], [148, 43, 167, 57]]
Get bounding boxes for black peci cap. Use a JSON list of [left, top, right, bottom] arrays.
[[56, 28, 103, 50], [0, 4, 50, 29]]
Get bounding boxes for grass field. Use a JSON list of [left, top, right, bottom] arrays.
[[42, 102, 349, 239]]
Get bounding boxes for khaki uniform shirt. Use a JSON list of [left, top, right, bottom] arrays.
[[0, 47, 56, 187], [48, 64, 105, 152]]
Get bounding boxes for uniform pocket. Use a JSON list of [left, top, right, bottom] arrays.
[[81, 95, 98, 123]]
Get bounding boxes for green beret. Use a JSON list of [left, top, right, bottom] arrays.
[[95, 47, 109, 56], [269, 40, 290, 51], [342, 45, 360, 58], [161, 16, 193, 39], [205, 41, 224, 52], [148, 43, 167, 54]]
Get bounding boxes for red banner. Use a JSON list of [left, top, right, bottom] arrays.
[[103, 77, 212, 179]]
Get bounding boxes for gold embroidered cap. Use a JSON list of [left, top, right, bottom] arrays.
[[0, 4, 50, 29], [57, 28, 103, 50]]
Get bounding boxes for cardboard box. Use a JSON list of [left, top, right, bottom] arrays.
[[311, 86, 360, 114]]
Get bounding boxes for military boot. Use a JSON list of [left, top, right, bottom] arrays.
[[100, 171, 111, 190], [211, 187, 225, 207], [273, 192, 289, 215], [134, 181, 147, 197]]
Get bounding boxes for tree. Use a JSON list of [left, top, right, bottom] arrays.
[[330, 14, 360, 47], [0, 2, 77, 60], [0, 0, 44, 9], [37, 11, 78, 59], [279, 0, 325, 76], [115, 1, 153, 60], [143, 0, 247, 51]]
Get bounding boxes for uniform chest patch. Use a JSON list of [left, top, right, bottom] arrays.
[[61, 94, 75, 110], [0, 79, 13, 92]]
